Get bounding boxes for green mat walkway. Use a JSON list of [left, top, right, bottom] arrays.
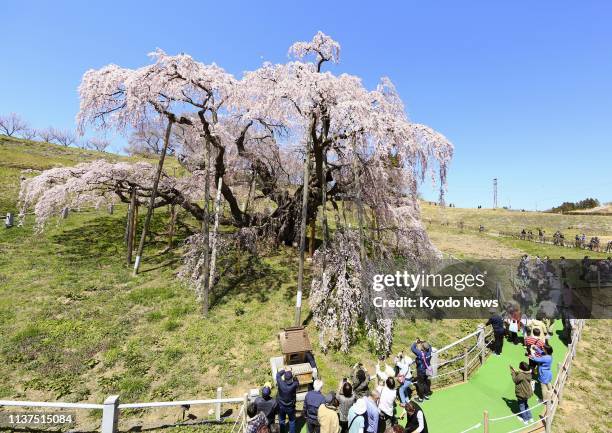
[[300, 324, 569, 433], [402, 327, 567, 433]]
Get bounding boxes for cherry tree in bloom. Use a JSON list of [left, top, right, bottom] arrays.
[[20, 32, 453, 349]]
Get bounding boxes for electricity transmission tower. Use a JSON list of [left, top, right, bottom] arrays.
[[493, 178, 498, 208]]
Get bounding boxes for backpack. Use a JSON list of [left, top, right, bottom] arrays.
[[256, 423, 271, 433]]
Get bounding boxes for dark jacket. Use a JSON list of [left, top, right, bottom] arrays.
[[411, 343, 432, 373], [486, 314, 505, 335], [254, 395, 278, 425], [511, 370, 533, 400], [276, 370, 299, 408], [405, 402, 428, 433], [304, 390, 326, 424]]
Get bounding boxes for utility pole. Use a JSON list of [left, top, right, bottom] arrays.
[[493, 178, 498, 209]]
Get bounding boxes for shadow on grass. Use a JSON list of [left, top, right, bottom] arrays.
[[211, 253, 290, 308]]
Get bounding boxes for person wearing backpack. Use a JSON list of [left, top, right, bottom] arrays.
[[246, 402, 270, 433], [347, 398, 368, 433], [411, 339, 432, 403], [510, 362, 534, 425], [276, 369, 299, 433]]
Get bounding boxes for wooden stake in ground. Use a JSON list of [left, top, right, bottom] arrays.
[[321, 154, 329, 251], [352, 137, 366, 261], [126, 187, 137, 265], [198, 139, 212, 316], [295, 131, 312, 326], [208, 177, 223, 288], [132, 119, 173, 276]]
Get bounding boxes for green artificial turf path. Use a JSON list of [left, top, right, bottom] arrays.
[[402, 324, 568, 433], [298, 323, 568, 433]]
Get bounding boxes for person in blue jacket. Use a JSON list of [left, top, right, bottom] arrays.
[[486, 310, 506, 355], [304, 379, 326, 433], [529, 344, 554, 408], [276, 369, 299, 433], [411, 339, 432, 402]]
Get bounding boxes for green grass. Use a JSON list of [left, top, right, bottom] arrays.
[[0, 135, 610, 432]]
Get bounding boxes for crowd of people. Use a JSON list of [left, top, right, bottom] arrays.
[[247, 341, 433, 433], [486, 306, 555, 426], [518, 228, 611, 253]]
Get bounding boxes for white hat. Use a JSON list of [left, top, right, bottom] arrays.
[[353, 398, 367, 415]]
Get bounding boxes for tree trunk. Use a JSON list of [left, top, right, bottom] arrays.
[[199, 139, 212, 316], [295, 124, 313, 326], [242, 171, 256, 214], [309, 218, 316, 256], [126, 188, 137, 265], [132, 119, 173, 275], [208, 177, 223, 288]]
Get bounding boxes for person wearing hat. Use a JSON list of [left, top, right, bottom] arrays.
[[318, 392, 340, 433], [276, 369, 299, 433], [304, 379, 326, 433], [255, 383, 278, 428], [347, 398, 368, 433]]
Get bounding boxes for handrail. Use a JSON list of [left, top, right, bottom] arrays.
[[0, 400, 104, 409], [436, 329, 481, 354], [118, 397, 244, 409]]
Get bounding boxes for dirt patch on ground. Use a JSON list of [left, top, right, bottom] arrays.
[[427, 228, 523, 259]]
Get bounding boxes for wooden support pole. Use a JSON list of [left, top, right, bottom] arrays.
[[209, 177, 223, 287], [295, 125, 312, 326], [215, 387, 223, 421], [126, 188, 137, 265], [133, 119, 173, 275]]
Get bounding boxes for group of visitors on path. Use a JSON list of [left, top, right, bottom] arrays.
[[486, 304, 555, 426], [247, 340, 433, 433]]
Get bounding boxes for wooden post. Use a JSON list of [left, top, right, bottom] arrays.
[[463, 348, 468, 381], [430, 348, 439, 377], [545, 399, 553, 433], [321, 154, 329, 251], [483, 410, 489, 433], [215, 386, 223, 421], [295, 121, 313, 326], [133, 119, 173, 275], [352, 136, 365, 261], [126, 188, 136, 265], [209, 177, 223, 287], [477, 323, 486, 365], [101, 395, 120, 433], [242, 393, 248, 432]]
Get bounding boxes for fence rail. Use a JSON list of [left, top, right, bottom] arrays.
[[0, 387, 249, 433], [453, 318, 586, 433]]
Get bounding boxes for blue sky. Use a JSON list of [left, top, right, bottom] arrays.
[[1, 1, 611, 210]]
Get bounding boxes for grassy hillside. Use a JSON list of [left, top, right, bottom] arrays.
[[0, 136, 609, 432], [421, 202, 612, 238], [0, 135, 182, 213]]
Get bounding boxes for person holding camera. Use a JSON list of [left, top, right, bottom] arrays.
[[411, 339, 432, 403]]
